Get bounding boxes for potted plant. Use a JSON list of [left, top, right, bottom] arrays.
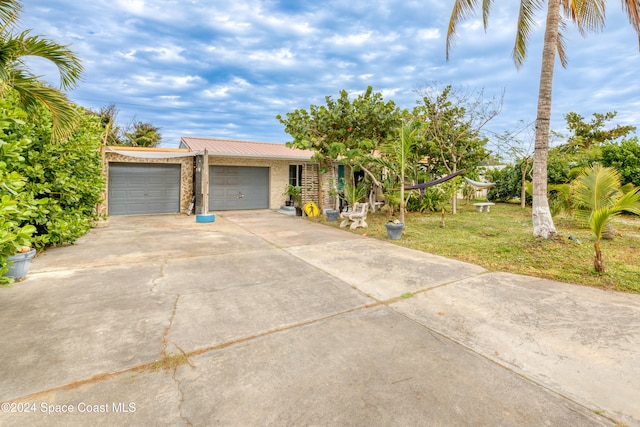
[[1, 221, 37, 284], [283, 184, 303, 216], [380, 189, 403, 239], [379, 120, 421, 239], [325, 179, 340, 222]]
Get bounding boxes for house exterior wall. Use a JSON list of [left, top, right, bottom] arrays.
[[207, 156, 322, 210], [103, 152, 194, 215]]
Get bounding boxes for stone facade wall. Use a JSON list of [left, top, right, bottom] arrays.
[[103, 152, 194, 215], [102, 151, 329, 214]]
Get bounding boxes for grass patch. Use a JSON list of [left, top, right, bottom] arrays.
[[148, 353, 192, 371], [313, 201, 640, 293]]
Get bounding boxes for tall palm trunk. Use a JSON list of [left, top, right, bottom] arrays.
[[531, 0, 559, 238]]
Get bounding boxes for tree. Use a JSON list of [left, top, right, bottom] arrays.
[[277, 86, 401, 208], [486, 164, 522, 202], [412, 84, 497, 214], [446, 0, 640, 238], [572, 165, 640, 273], [559, 111, 635, 154], [124, 121, 162, 147], [92, 104, 124, 146], [545, 110, 636, 186], [601, 137, 640, 186], [0, 0, 83, 141]]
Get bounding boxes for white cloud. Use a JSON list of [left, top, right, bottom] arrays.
[[416, 28, 440, 40], [18, 0, 640, 146], [143, 46, 186, 62], [330, 32, 372, 46], [203, 86, 230, 98], [116, 50, 138, 60], [131, 73, 204, 89], [202, 77, 252, 99], [114, 0, 145, 15], [248, 49, 295, 66]]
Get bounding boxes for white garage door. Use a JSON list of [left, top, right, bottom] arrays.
[[108, 163, 181, 215], [209, 166, 269, 210]]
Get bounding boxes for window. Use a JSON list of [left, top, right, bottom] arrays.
[[289, 164, 303, 187]]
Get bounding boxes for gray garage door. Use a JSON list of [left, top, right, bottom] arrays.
[[108, 163, 181, 215], [209, 166, 269, 210]]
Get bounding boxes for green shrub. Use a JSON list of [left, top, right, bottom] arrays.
[[14, 107, 104, 247], [0, 102, 37, 282], [486, 165, 521, 202], [601, 138, 640, 186], [406, 187, 448, 212], [1, 92, 105, 281]]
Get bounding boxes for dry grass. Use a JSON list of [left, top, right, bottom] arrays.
[[313, 201, 640, 293]]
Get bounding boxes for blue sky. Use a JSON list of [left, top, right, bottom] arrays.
[[20, 1, 640, 152]]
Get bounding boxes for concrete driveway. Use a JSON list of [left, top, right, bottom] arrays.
[[1, 211, 639, 426]]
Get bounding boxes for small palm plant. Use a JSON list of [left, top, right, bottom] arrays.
[[341, 178, 367, 211], [572, 165, 640, 272], [377, 120, 421, 224]]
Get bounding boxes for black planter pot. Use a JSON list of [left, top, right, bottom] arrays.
[[385, 222, 404, 240], [295, 207, 303, 216], [326, 209, 339, 222]]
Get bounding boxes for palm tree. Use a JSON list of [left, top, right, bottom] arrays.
[[446, 0, 640, 239], [378, 120, 421, 224], [124, 121, 162, 147], [0, 0, 83, 140], [573, 165, 640, 272]]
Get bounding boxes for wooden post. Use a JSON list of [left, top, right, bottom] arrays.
[[201, 149, 209, 214], [194, 154, 203, 214]]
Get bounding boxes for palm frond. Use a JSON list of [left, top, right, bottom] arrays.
[[0, 0, 21, 34], [512, 0, 545, 67], [10, 31, 83, 90], [573, 164, 640, 232], [562, 0, 606, 34], [573, 164, 621, 211], [589, 206, 612, 240], [11, 75, 79, 141], [447, 0, 483, 60], [621, 0, 640, 49], [610, 186, 640, 215], [482, 0, 493, 28], [556, 18, 569, 68]]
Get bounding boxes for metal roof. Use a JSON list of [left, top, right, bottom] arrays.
[[180, 137, 315, 161]]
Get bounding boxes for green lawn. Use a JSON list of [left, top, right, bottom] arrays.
[[313, 201, 640, 293]]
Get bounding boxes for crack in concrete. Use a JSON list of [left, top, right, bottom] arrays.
[[172, 345, 195, 427], [149, 260, 168, 294], [162, 294, 181, 356], [172, 367, 193, 427], [5, 304, 371, 404]]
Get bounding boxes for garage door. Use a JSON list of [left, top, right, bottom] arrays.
[[209, 166, 269, 210], [108, 163, 181, 215]]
